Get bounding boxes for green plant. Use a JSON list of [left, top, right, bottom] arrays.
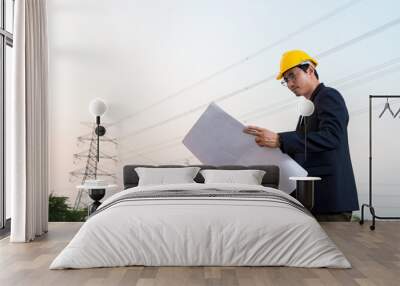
[[49, 193, 87, 222], [351, 213, 361, 222]]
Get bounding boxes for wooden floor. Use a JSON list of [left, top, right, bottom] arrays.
[[0, 222, 399, 286]]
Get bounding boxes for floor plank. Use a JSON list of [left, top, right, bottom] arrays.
[[0, 222, 399, 286]]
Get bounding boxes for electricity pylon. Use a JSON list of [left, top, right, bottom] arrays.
[[71, 124, 117, 209]]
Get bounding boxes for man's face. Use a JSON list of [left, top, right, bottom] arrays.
[[282, 66, 313, 97]]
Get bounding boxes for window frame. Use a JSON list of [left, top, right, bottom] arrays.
[[0, 0, 14, 232]]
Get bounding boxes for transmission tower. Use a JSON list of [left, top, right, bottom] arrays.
[[71, 124, 118, 209]]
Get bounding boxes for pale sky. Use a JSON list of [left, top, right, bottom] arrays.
[[47, 0, 400, 214]]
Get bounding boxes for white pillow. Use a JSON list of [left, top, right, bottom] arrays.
[[200, 169, 266, 185], [135, 167, 201, 186]]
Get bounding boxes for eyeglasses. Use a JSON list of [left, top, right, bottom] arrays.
[[281, 63, 311, 86], [281, 72, 296, 87]]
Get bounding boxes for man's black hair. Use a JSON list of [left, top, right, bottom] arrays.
[[298, 63, 319, 80]]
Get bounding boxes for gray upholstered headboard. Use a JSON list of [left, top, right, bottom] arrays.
[[123, 165, 279, 189]]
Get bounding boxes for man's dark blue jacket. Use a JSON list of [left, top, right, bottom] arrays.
[[279, 83, 359, 214]]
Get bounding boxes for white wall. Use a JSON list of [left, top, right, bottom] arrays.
[[47, 0, 400, 217]]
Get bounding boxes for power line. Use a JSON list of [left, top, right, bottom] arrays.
[[118, 104, 208, 141], [109, 0, 363, 128], [329, 57, 400, 87], [121, 138, 185, 161], [117, 16, 400, 142], [317, 17, 400, 58], [242, 101, 297, 122], [244, 60, 400, 121], [117, 75, 275, 141], [121, 152, 158, 164], [336, 64, 400, 91], [119, 135, 182, 157], [122, 98, 294, 157], [121, 57, 400, 159], [240, 98, 296, 121], [164, 155, 197, 165], [350, 103, 383, 118]]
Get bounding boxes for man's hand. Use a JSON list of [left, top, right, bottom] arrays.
[[243, 125, 280, 148]]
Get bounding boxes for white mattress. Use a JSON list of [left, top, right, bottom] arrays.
[[50, 183, 351, 269]]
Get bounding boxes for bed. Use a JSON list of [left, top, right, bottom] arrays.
[[50, 165, 350, 269]]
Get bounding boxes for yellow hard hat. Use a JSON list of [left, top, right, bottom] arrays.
[[276, 50, 318, 80]]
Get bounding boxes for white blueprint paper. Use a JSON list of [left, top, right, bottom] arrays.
[[182, 102, 307, 193]]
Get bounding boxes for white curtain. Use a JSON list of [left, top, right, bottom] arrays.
[[10, 0, 49, 242]]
